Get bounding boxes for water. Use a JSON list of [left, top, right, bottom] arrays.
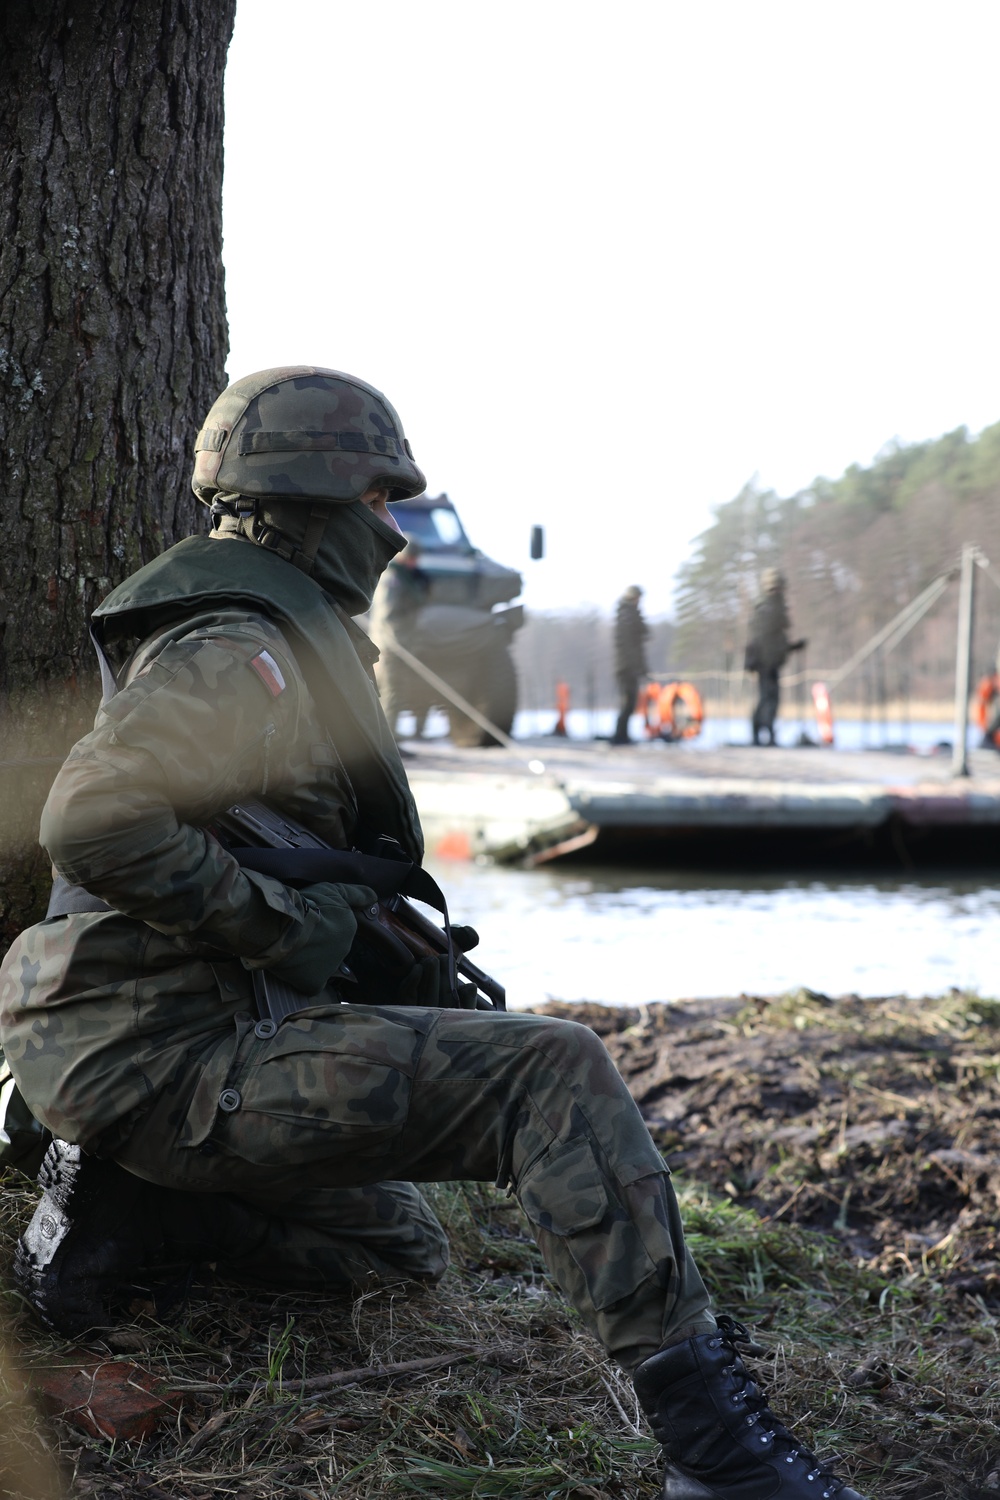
[[516, 708, 964, 754], [427, 856, 1000, 1010]]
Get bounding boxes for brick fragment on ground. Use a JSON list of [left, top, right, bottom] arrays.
[[30, 1351, 180, 1441]]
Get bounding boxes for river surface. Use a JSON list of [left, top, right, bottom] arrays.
[[412, 708, 969, 753], [427, 856, 1000, 1010], [420, 713, 1000, 1010]]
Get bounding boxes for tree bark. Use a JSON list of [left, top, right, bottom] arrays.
[[0, 0, 236, 942]]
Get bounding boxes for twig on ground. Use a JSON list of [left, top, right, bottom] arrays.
[[246, 1346, 487, 1395]]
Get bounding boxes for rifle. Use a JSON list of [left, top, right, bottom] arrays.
[[211, 799, 506, 1023]]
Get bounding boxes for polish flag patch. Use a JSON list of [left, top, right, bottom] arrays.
[[249, 650, 286, 697]]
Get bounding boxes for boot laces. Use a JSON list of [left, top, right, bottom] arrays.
[[713, 1317, 848, 1498]]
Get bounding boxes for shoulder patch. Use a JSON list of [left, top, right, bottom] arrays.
[[249, 650, 287, 697]]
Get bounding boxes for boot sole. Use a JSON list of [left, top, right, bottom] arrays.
[[15, 1140, 115, 1334]]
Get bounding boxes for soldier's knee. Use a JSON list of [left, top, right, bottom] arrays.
[[386, 1187, 451, 1282], [408, 1237, 450, 1284], [416, 1210, 451, 1282], [528, 1014, 621, 1082]]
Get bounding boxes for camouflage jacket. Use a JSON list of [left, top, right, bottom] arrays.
[[745, 590, 791, 672], [0, 541, 421, 1150], [613, 599, 649, 677]]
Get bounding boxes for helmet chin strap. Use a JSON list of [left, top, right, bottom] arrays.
[[296, 505, 329, 576], [210, 494, 328, 576]]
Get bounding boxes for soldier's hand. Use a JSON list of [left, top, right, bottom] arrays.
[[346, 910, 483, 1008], [394, 953, 449, 1006], [392, 955, 480, 1009], [265, 881, 377, 995]]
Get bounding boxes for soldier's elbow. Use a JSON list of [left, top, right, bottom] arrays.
[[38, 766, 126, 886]]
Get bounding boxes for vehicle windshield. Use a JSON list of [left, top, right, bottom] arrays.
[[398, 505, 472, 552]]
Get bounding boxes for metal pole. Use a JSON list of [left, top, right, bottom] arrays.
[[951, 544, 977, 778]]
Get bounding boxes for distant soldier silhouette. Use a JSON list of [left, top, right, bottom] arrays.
[[744, 569, 805, 746], [612, 585, 649, 744]]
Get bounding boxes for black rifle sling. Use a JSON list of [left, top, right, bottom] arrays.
[[225, 844, 446, 914]]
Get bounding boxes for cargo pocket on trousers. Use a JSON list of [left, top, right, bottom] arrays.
[[518, 1137, 656, 1312], [211, 1013, 413, 1168]]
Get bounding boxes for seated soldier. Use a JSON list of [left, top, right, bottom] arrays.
[[0, 366, 868, 1500]]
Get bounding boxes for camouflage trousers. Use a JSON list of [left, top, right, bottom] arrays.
[[614, 670, 640, 743], [752, 666, 781, 742], [112, 1004, 712, 1370]]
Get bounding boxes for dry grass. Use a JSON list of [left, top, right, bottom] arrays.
[[4, 993, 1000, 1498], [1, 1181, 655, 1499]]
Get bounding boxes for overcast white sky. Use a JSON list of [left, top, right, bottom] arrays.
[[222, 1, 1000, 618]]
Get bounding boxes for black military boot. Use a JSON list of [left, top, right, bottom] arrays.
[[14, 1139, 270, 1337], [633, 1315, 869, 1499]]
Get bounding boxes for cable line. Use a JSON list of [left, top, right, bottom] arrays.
[[783, 570, 955, 690]]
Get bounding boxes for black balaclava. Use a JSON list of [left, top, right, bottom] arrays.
[[213, 496, 407, 617], [307, 501, 408, 616]]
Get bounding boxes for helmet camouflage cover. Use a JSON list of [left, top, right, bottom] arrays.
[[192, 367, 426, 506]]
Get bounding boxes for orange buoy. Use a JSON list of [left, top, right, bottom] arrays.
[[974, 673, 1000, 746], [554, 679, 570, 737], [811, 681, 834, 745], [435, 829, 473, 860], [650, 684, 704, 741]]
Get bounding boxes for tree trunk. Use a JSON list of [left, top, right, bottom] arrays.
[[0, 0, 236, 943]]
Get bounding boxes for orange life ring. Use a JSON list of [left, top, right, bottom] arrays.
[[649, 681, 704, 740], [974, 673, 1000, 745], [811, 681, 835, 746]]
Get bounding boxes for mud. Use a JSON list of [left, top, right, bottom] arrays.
[[536, 990, 1000, 1295]]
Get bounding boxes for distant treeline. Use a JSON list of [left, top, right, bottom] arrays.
[[674, 422, 1000, 706]]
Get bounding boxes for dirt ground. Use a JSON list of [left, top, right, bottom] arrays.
[[537, 989, 1000, 1295]]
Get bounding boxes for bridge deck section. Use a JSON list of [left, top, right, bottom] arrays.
[[401, 739, 1000, 861]]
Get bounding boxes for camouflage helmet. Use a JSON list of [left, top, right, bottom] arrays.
[[191, 367, 426, 506]]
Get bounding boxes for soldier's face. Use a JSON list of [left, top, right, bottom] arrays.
[[362, 486, 401, 534]]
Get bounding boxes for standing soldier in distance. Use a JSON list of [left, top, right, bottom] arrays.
[[744, 568, 806, 746], [612, 584, 650, 745], [0, 367, 867, 1500]]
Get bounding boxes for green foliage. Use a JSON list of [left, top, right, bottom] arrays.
[[675, 1181, 888, 1316], [675, 479, 786, 651], [675, 419, 1000, 694]]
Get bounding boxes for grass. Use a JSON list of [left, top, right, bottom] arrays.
[[4, 992, 1000, 1497]]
